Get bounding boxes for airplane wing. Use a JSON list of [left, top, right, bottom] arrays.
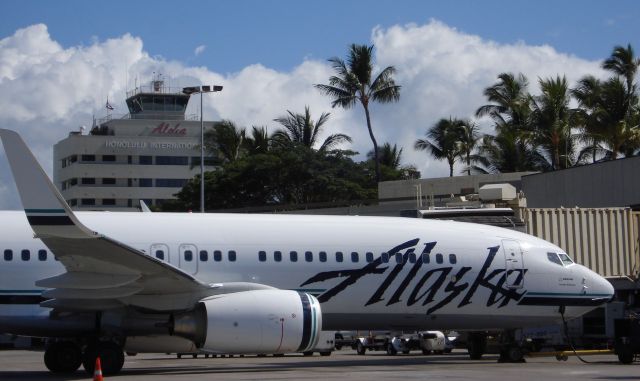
[[0, 129, 254, 312]]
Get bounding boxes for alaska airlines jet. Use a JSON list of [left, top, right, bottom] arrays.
[[0, 129, 614, 375]]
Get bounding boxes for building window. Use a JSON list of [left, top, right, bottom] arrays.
[[274, 251, 282, 262], [68, 199, 78, 206], [81, 178, 95, 185], [102, 178, 116, 185], [335, 252, 343, 263], [81, 198, 95, 206], [138, 156, 152, 165], [38, 249, 47, 261], [228, 250, 237, 262], [319, 251, 327, 262], [213, 250, 222, 262], [258, 251, 267, 262], [139, 178, 153, 187], [81, 154, 95, 162], [4, 249, 13, 261], [155, 156, 188, 165], [102, 199, 116, 206], [155, 179, 188, 188], [102, 155, 116, 162], [200, 250, 208, 262], [21, 250, 30, 261]]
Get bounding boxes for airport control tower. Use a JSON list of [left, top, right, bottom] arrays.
[[53, 78, 221, 211]]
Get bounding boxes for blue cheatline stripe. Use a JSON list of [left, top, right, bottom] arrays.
[[24, 209, 66, 214], [0, 290, 43, 294], [527, 291, 611, 297]]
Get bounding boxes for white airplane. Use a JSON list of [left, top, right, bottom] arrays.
[[0, 129, 613, 375]]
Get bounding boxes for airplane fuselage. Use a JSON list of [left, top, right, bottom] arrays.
[[0, 210, 613, 332]]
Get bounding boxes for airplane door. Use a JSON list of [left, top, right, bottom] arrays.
[[150, 243, 171, 264], [179, 244, 198, 275], [502, 240, 524, 289]]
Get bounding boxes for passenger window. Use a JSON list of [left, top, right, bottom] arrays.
[[408, 252, 416, 263], [274, 251, 282, 262], [351, 252, 359, 262], [213, 250, 222, 262], [449, 254, 457, 264], [547, 252, 562, 266], [184, 250, 193, 262], [155, 250, 165, 260], [38, 249, 47, 261], [381, 252, 389, 263], [305, 251, 313, 262], [228, 251, 237, 262], [422, 253, 430, 264], [258, 251, 267, 262], [395, 253, 403, 264], [335, 252, 343, 262], [4, 249, 12, 261], [21, 249, 30, 261], [435, 253, 443, 264], [366, 252, 374, 263], [199, 250, 208, 262], [319, 251, 327, 262], [558, 253, 574, 266], [290, 251, 298, 262]]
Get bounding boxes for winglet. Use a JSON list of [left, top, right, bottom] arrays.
[[0, 129, 95, 238]]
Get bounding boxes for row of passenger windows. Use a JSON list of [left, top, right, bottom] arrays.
[[3, 249, 53, 262], [257, 250, 456, 265]]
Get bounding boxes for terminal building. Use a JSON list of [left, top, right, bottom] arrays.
[[53, 80, 219, 211]]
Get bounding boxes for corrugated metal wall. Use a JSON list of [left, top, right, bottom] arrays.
[[524, 208, 640, 277]]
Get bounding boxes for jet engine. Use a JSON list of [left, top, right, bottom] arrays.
[[172, 290, 321, 354]]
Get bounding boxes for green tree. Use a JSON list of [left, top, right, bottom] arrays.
[[603, 44, 640, 96], [367, 142, 420, 180], [271, 106, 351, 151], [315, 44, 401, 183], [415, 118, 464, 177], [203, 120, 246, 163], [456, 120, 481, 175], [530, 75, 576, 169], [243, 126, 271, 155]]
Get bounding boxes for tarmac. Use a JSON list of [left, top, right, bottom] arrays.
[[0, 348, 637, 381]]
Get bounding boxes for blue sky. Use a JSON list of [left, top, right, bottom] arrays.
[[2, 0, 638, 74], [0, 1, 638, 209]]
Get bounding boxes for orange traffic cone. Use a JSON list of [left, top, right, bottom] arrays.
[[93, 357, 103, 381]]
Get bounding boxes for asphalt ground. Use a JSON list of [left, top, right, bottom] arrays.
[[0, 349, 637, 381]]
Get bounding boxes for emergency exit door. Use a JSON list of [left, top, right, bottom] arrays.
[[502, 240, 524, 288]]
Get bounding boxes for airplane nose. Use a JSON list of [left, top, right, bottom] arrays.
[[587, 267, 615, 301]]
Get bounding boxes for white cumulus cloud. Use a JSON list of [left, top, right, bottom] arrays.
[[0, 21, 607, 209], [194, 45, 206, 56]]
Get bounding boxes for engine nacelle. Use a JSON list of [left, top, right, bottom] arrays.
[[173, 290, 321, 354]]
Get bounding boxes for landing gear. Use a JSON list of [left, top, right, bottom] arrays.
[[82, 341, 125, 376], [466, 332, 487, 360], [44, 341, 82, 373], [356, 341, 366, 355], [385, 342, 397, 356], [498, 330, 525, 363]]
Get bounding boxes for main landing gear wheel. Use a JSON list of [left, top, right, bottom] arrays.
[[467, 333, 486, 360], [499, 346, 524, 363], [44, 342, 82, 373], [82, 342, 125, 376], [356, 342, 366, 355]]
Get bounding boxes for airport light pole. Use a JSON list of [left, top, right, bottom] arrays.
[[182, 85, 223, 213]]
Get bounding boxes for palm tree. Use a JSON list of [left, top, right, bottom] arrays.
[[476, 72, 531, 129], [271, 106, 352, 152], [368, 142, 403, 169], [530, 75, 576, 170], [456, 120, 481, 175], [315, 44, 401, 182], [203, 120, 246, 163], [243, 126, 270, 155], [603, 44, 640, 96], [415, 118, 464, 177]]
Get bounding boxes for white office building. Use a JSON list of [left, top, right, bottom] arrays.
[[54, 80, 218, 211]]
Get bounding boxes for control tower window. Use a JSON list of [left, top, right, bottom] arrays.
[[81, 155, 95, 162]]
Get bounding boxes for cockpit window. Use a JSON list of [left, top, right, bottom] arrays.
[[547, 252, 562, 266], [558, 253, 574, 266]]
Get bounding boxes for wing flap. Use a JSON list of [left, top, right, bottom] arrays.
[[36, 272, 141, 290], [42, 285, 143, 299]]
